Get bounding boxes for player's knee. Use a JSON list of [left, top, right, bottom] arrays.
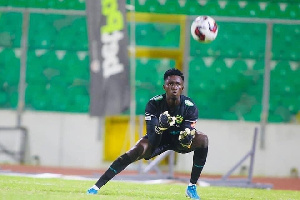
[[202, 133, 208, 148], [127, 144, 145, 161], [196, 131, 208, 148]]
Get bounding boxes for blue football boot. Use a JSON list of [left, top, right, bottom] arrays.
[[87, 187, 98, 195], [186, 184, 200, 200]]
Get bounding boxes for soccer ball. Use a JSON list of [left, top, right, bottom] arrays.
[[191, 16, 218, 43]]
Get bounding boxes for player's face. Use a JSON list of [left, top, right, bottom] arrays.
[[163, 75, 184, 99]]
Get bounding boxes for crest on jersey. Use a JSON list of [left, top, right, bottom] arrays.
[[185, 100, 194, 106], [175, 115, 183, 124]]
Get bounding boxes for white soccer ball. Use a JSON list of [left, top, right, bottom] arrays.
[[191, 16, 218, 43]]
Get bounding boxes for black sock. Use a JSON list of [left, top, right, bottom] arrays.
[[190, 147, 208, 184], [95, 153, 132, 188]]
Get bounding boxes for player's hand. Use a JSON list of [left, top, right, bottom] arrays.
[[178, 128, 195, 148], [155, 111, 175, 134], [158, 111, 175, 130]]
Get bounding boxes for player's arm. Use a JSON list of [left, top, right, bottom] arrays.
[[178, 120, 197, 148], [145, 101, 175, 148], [178, 105, 198, 148], [145, 111, 175, 136]]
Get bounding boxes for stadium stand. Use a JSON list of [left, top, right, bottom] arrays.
[[0, 0, 299, 122]]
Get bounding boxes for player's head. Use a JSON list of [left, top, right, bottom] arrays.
[[164, 68, 184, 82], [163, 68, 184, 99]]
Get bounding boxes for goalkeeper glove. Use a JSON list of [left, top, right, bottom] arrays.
[[155, 111, 175, 134], [178, 128, 196, 148]]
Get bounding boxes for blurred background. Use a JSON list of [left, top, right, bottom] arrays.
[[0, 0, 299, 178]]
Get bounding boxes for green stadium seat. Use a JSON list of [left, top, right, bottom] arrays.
[[49, 91, 68, 111], [47, 0, 68, 9], [269, 105, 292, 123], [243, 104, 261, 122], [220, 1, 245, 17], [66, 85, 89, 112], [26, 50, 49, 84], [28, 14, 57, 49], [135, 58, 175, 114], [0, 86, 8, 105], [30, 0, 48, 8], [70, 17, 89, 50], [52, 16, 88, 50], [135, 23, 161, 47], [70, 94, 89, 112], [0, 32, 12, 47], [7, 90, 18, 108], [197, 1, 221, 16], [2, 65, 20, 85], [0, 84, 18, 109], [243, 2, 262, 17], [46, 84, 68, 111], [54, 27, 73, 49], [7, 0, 28, 7], [189, 57, 212, 89], [162, 1, 184, 14], [135, 0, 161, 13], [0, 12, 22, 47], [282, 96, 299, 114], [264, 2, 285, 19], [0, 90, 8, 106], [178, 0, 200, 15], [29, 29, 55, 49], [231, 60, 248, 74], [285, 3, 300, 19], [222, 112, 239, 120], [153, 24, 180, 48], [209, 58, 233, 87], [25, 84, 45, 104], [189, 57, 205, 72], [0, 48, 20, 85], [31, 94, 49, 110], [69, 0, 86, 10], [49, 0, 86, 10], [0, 0, 8, 6], [272, 24, 300, 60]]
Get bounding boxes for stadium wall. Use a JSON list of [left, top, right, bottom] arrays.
[[0, 110, 299, 177]]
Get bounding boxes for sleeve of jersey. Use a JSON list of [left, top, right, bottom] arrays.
[[144, 100, 159, 134], [183, 104, 198, 130], [144, 100, 162, 147]]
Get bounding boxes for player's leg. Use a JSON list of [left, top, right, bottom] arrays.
[[87, 137, 151, 194], [186, 131, 208, 200], [190, 131, 208, 183]]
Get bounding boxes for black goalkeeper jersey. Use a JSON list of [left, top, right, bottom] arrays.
[[143, 94, 199, 156], [145, 94, 198, 134]]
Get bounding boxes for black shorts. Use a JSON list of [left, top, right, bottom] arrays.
[[143, 131, 193, 160]]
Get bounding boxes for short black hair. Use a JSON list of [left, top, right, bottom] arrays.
[[164, 68, 184, 81]]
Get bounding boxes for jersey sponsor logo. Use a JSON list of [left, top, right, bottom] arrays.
[[150, 95, 163, 101], [170, 130, 180, 135], [184, 100, 194, 106]]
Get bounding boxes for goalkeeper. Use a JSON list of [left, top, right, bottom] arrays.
[[87, 68, 208, 200]]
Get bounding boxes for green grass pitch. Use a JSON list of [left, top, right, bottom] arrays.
[[0, 175, 300, 200]]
